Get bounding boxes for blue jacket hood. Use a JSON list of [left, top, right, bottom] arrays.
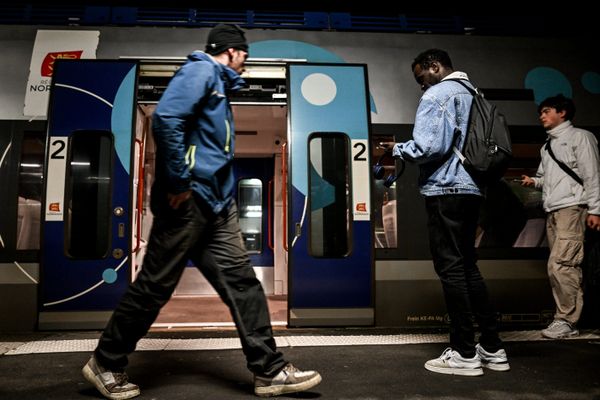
[[188, 51, 246, 91]]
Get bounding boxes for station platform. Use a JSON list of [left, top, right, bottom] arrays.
[[1, 328, 599, 400]]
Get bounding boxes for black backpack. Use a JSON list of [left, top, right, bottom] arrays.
[[448, 79, 512, 185]]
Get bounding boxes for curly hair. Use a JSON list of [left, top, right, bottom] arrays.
[[411, 48, 453, 71]]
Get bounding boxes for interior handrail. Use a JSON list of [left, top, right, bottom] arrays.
[[282, 142, 288, 252], [267, 179, 274, 251], [132, 137, 145, 254]]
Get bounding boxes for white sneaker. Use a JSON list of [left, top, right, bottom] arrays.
[[424, 348, 483, 376], [476, 344, 510, 371], [82, 356, 140, 400], [254, 362, 322, 397], [541, 319, 579, 339]]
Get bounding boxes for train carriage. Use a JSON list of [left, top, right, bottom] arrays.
[[1, 17, 599, 331]]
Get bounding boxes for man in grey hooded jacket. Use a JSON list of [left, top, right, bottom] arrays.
[[522, 94, 600, 339]]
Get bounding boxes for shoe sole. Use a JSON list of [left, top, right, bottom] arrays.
[[541, 330, 579, 339], [482, 362, 510, 372], [424, 363, 484, 376], [82, 364, 141, 400], [254, 373, 322, 397]]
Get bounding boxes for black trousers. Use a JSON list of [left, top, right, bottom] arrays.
[[425, 194, 503, 358], [95, 193, 285, 375]]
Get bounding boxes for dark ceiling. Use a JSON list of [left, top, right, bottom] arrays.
[[0, 4, 594, 37]]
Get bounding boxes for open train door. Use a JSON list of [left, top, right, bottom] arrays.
[[39, 60, 138, 329], [287, 63, 373, 326]]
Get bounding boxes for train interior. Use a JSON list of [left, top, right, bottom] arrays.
[[133, 59, 290, 328]]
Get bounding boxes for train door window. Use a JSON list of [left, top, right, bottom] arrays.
[[16, 131, 45, 250], [65, 130, 113, 259], [371, 135, 398, 249], [372, 124, 432, 260], [238, 178, 263, 253], [308, 133, 351, 258]]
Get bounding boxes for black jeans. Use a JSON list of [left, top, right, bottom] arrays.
[[425, 194, 502, 358], [95, 193, 285, 375]]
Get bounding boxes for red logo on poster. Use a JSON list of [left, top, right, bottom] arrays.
[[49, 202, 61, 212], [40, 50, 83, 77], [356, 203, 367, 212]]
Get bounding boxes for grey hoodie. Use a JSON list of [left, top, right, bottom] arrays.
[[532, 120, 600, 215]]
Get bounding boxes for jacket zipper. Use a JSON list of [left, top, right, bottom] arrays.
[[224, 119, 231, 153]]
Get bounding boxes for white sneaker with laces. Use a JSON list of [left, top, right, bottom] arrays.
[[254, 362, 322, 397], [424, 348, 483, 376], [82, 356, 140, 400], [541, 319, 579, 339], [476, 344, 510, 371]]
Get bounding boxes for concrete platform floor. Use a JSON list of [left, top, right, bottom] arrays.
[[1, 328, 599, 400]]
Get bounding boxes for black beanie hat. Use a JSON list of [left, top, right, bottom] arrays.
[[205, 24, 248, 55]]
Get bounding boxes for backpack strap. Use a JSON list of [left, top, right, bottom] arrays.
[[444, 78, 476, 162], [452, 128, 466, 162], [444, 78, 477, 96], [545, 139, 583, 186]]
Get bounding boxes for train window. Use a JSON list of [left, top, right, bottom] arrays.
[[308, 133, 351, 258], [64, 130, 113, 259], [372, 123, 551, 260], [238, 178, 263, 254], [476, 125, 549, 255], [16, 131, 45, 250], [473, 98, 551, 258], [371, 135, 398, 249]]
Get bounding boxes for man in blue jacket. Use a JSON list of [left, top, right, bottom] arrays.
[[82, 24, 321, 399], [385, 49, 509, 376]]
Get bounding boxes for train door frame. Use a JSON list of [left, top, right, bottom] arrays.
[[132, 58, 291, 326], [0, 120, 46, 331], [285, 62, 374, 327], [37, 57, 376, 329], [38, 59, 139, 329]]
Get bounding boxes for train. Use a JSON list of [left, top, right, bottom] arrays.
[[1, 20, 599, 331]]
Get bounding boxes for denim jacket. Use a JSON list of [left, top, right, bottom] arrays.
[[392, 71, 481, 197]]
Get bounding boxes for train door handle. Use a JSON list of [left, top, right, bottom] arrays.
[[295, 223, 302, 238]]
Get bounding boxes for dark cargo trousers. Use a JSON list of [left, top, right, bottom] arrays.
[[95, 194, 285, 376]]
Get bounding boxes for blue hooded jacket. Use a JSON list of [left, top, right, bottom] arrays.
[[152, 51, 245, 214]]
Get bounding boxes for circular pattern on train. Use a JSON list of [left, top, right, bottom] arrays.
[[581, 71, 600, 94], [524, 67, 572, 104], [102, 268, 118, 284], [301, 73, 337, 106]]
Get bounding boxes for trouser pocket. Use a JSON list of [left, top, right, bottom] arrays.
[[552, 238, 584, 267]]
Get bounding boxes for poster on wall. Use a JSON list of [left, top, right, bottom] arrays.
[[23, 30, 99, 118]]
